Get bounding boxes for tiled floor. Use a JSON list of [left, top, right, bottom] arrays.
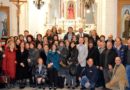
[[0, 87, 104, 90], [0, 87, 78, 90]]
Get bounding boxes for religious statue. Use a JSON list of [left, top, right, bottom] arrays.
[[1, 19, 7, 36], [123, 9, 130, 39], [67, 2, 75, 19]]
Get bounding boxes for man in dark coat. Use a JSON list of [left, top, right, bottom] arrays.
[[126, 37, 130, 90], [76, 28, 89, 40], [97, 40, 106, 88], [114, 37, 127, 66], [80, 58, 98, 90], [101, 41, 118, 84], [64, 27, 75, 41]]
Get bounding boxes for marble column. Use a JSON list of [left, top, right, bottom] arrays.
[[96, 0, 117, 38]]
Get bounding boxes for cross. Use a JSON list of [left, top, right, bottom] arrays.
[[0, 2, 3, 7], [10, 0, 27, 35]]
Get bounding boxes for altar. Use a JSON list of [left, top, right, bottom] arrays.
[[45, 0, 97, 33]]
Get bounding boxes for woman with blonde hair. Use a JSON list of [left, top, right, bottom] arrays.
[[2, 41, 16, 86]]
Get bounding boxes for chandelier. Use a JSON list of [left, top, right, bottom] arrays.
[[84, 0, 95, 9], [33, 0, 44, 9]]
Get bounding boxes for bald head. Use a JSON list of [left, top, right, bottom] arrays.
[[79, 28, 83, 33]]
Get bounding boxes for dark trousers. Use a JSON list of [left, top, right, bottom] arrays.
[[103, 69, 112, 84], [48, 68, 58, 87], [96, 69, 105, 87], [28, 66, 35, 86], [76, 64, 85, 86]]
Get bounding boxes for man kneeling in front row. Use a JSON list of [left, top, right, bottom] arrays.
[[79, 58, 98, 90]]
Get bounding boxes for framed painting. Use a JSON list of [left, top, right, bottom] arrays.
[[0, 6, 10, 38], [118, 0, 130, 39], [121, 5, 130, 39]]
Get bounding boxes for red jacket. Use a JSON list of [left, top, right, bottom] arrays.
[[2, 48, 16, 79]]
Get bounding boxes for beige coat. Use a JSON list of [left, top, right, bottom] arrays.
[[106, 64, 128, 90]]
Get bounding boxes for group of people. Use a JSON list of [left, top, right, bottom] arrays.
[[0, 26, 130, 90]]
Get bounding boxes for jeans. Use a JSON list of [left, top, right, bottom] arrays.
[[68, 75, 76, 87], [80, 75, 95, 90], [76, 65, 85, 85], [126, 65, 130, 89], [58, 67, 70, 85]]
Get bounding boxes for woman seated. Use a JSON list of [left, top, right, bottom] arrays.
[[106, 57, 128, 90], [34, 57, 47, 89]]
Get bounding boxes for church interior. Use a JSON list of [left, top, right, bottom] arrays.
[[0, 0, 130, 90], [0, 0, 123, 38]]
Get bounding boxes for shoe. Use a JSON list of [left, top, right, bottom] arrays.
[[54, 87, 57, 90], [43, 87, 45, 90], [49, 87, 52, 90], [80, 87, 86, 90], [19, 85, 25, 89], [67, 86, 70, 88], [72, 87, 75, 89], [75, 83, 79, 87], [38, 86, 41, 89], [32, 84, 36, 88], [30, 84, 33, 87]]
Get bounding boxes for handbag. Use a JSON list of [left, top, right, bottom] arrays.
[[0, 75, 10, 84], [60, 59, 67, 68], [69, 63, 77, 76]]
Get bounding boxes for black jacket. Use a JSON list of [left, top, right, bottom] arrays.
[[82, 65, 98, 83], [99, 48, 106, 66], [126, 46, 130, 65], [38, 49, 47, 66], [64, 32, 75, 41], [87, 47, 100, 66], [69, 46, 78, 64], [35, 40, 43, 47], [16, 49, 29, 79], [89, 36, 100, 46], [76, 33, 89, 40], [100, 48, 118, 68], [58, 46, 70, 61]]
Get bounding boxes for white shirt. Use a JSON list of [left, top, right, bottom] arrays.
[[77, 44, 88, 67]]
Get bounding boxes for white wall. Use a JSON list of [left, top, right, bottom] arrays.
[[28, 0, 50, 37], [96, 0, 117, 38], [19, 3, 28, 35]]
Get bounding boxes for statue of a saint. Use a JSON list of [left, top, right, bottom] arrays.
[[1, 19, 7, 36], [67, 3, 75, 19], [123, 9, 130, 39]]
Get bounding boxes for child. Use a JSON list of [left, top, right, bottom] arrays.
[[34, 57, 47, 89]]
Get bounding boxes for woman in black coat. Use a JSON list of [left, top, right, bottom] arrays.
[[16, 42, 28, 88], [87, 40, 100, 66], [35, 34, 43, 47], [67, 41, 78, 89], [68, 41, 78, 64]]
